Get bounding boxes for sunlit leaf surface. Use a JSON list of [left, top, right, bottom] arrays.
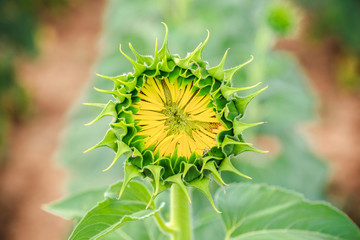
[[216, 183, 360, 240]]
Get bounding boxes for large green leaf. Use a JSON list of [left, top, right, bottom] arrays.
[[102, 218, 169, 240], [45, 188, 106, 220], [215, 183, 360, 240], [100, 189, 171, 240], [46, 181, 169, 240], [68, 181, 164, 240]]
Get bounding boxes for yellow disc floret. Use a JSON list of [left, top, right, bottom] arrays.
[[134, 77, 223, 158]]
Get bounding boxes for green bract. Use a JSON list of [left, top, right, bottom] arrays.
[[85, 23, 266, 211]]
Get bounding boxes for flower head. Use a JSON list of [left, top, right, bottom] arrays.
[[85, 23, 266, 211]]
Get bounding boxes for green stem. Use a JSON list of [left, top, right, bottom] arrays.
[[169, 184, 192, 240], [154, 213, 176, 234]]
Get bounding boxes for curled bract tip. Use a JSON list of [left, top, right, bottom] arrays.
[[205, 29, 210, 39], [199, 29, 210, 54], [161, 21, 168, 31], [161, 22, 168, 40]]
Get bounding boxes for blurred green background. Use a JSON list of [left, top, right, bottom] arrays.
[[0, 0, 359, 239]]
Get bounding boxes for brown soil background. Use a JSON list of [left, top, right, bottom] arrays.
[[0, 0, 106, 239], [0, 1, 359, 239]]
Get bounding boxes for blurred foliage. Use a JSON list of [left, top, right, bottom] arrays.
[[292, 0, 360, 54], [267, 0, 298, 36], [57, 0, 329, 238], [292, 0, 360, 92], [0, 0, 67, 53], [0, 0, 67, 163]]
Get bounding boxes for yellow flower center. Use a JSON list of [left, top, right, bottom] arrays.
[[134, 77, 224, 158]]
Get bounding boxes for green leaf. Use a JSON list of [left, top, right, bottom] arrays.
[[68, 181, 164, 240], [45, 188, 107, 220], [215, 183, 360, 240], [103, 218, 169, 240], [190, 177, 220, 213]]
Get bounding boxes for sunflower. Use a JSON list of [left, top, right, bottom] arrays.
[[85, 23, 266, 210]]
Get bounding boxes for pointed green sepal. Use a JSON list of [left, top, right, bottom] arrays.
[[207, 48, 229, 81], [191, 65, 209, 79], [146, 38, 162, 73], [119, 44, 147, 76], [159, 52, 174, 72], [164, 174, 191, 203], [149, 38, 160, 70], [84, 101, 117, 126], [190, 177, 221, 213], [96, 73, 133, 90], [200, 155, 222, 172], [222, 135, 267, 156], [224, 55, 254, 82], [129, 43, 153, 66], [181, 162, 193, 180], [93, 87, 130, 103], [110, 121, 129, 140], [219, 157, 252, 180], [103, 141, 132, 172], [174, 42, 203, 69], [158, 22, 171, 60], [96, 73, 117, 83], [83, 129, 117, 153], [151, 62, 162, 78], [204, 160, 228, 186], [221, 136, 252, 151], [180, 161, 201, 182], [233, 86, 268, 116], [83, 102, 106, 108], [221, 82, 262, 99], [118, 162, 142, 199], [93, 87, 114, 95], [115, 75, 137, 92], [115, 90, 132, 104], [233, 119, 265, 136], [192, 29, 210, 64], [143, 165, 164, 196]]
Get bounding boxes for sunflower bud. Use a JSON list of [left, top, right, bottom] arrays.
[[85, 23, 266, 211]]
